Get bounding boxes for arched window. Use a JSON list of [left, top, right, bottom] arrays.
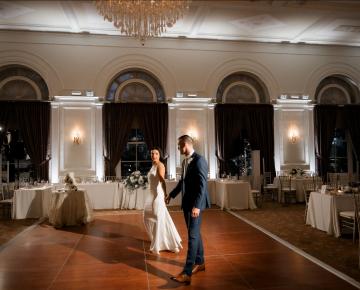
[[216, 72, 269, 103], [315, 75, 360, 104], [0, 65, 49, 100], [106, 69, 165, 102]]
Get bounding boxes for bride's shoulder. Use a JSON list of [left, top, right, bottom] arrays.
[[157, 162, 165, 170]]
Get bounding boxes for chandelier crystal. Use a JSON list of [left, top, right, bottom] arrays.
[[95, 0, 190, 40]]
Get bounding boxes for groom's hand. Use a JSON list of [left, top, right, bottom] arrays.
[[192, 207, 200, 218], [165, 195, 171, 204]]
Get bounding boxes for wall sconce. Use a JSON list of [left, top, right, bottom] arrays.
[[73, 131, 81, 145], [288, 126, 299, 144]]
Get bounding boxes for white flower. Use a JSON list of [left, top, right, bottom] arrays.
[[124, 171, 148, 191]]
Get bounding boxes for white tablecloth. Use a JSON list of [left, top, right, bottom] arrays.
[[13, 185, 53, 219], [215, 180, 256, 210], [306, 191, 354, 237], [48, 189, 94, 227], [120, 186, 147, 210], [77, 183, 121, 209]]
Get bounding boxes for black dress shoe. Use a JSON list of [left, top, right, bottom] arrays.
[[192, 263, 205, 274], [170, 273, 191, 285]]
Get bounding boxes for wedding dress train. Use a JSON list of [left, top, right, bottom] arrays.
[[143, 165, 182, 254]]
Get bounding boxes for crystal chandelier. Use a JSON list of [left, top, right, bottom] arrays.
[[95, 0, 190, 40]]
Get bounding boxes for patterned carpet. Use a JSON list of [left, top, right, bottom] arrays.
[[234, 201, 360, 282], [1, 202, 359, 282]]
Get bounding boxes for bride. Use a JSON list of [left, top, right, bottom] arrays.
[[143, 147, 182, 254]]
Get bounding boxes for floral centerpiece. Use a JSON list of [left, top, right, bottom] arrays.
[[64, 173, 78, 191], [124, 171, 148, 191], [290, 168, 305, 176]]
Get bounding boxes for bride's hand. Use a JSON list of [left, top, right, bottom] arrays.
[[165, 194, 170, 204]]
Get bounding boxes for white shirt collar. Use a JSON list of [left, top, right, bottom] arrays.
[[185, 149, 195, 159]]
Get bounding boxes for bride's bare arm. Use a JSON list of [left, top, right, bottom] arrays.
[[157, 162, 167, 197]]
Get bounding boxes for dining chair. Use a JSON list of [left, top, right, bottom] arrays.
[[105, 176, 117, 182], [338, 190, 358, 244], [338, 173, 350, 187], [250, 175, 263, 208], [302, 183, 314, 222], [0, 184, 14, 219], [353, 189, 360, 268], [313, 176, 323, 191], [279, 176, 296, 205], [263, 172, 278, 201]]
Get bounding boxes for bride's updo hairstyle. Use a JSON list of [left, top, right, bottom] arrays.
[[151, 147, 165, 163]]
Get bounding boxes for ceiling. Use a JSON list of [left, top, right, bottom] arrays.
[[1, 0, 360, 47]]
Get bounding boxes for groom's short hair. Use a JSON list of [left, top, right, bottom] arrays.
[[178, 135, 194, 144]]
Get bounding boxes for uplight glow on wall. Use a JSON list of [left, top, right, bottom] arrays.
[[186, 127, 198, 141]]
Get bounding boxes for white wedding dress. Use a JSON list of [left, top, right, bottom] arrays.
[[143, 165, 182, 254]]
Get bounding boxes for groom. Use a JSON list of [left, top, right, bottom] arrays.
[[166, 135, 210, 285]]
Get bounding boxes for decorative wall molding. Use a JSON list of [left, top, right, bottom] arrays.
[[0, 49, 63, 98], [304, 62, 360, 100], [205, 58, 280, 101], [94, 54, 177, 99]]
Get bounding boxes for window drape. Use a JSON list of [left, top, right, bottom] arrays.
[[0, 102, 11, 133], [103, 103, 168, 176], [344, 105, 360, 179], [214, 104, 275, 176], [16, 102, 51, 180], [103, 103, 134, 177], [314, 105, 341, 181], [0, 101, 50, 180]]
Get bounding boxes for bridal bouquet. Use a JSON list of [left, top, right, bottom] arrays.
[[64, 173, 78, 191], [124, 171, 148, 191]]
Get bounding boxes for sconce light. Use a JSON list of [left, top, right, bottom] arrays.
[[187, 127, 198, 142], [288, 126, 299, 144], [73, 131, 81, 145]]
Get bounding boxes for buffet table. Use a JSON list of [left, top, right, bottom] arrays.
[[77, 182, 121, 209], [13, 185, 53, 219]]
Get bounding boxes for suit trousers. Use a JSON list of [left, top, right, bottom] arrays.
[[183, 210, 204, 276]]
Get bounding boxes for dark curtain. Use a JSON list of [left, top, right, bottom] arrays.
[[15, 102, 50, 180], [314, 105, 341, 181], [0, 102, 12, 134], [103, 103, 134, 176], [345, 105, 360, 178], [215, 104, 275, 176], [137, 103, 168, 155], [103, 103, 169, 176]]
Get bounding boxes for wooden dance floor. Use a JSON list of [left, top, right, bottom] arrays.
[[0, 209, 357, 290]]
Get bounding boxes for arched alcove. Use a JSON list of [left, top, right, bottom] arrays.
[[0, 65, 49, 100], [315, 74, 360, 104], [216, 72, 269, 103], [106, 69, 165, 102]]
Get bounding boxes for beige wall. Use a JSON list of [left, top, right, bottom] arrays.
[[1, 30, 360, 177]]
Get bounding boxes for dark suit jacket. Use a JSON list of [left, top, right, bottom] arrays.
[[169, 152, 211, 211]]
